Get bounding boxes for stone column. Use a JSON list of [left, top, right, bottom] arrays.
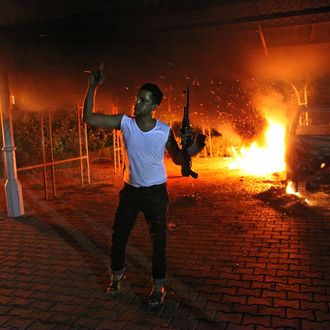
[[0, 67, 24, 217]]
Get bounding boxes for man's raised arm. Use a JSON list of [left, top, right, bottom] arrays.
[[83, 63, 123, 129]]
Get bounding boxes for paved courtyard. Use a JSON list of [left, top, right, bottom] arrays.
[[0, 157, 329, 329]]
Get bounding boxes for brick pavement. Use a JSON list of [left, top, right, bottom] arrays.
[[0, 158, 329, 329]]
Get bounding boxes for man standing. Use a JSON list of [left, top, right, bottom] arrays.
[[83, 64, 193, 309]]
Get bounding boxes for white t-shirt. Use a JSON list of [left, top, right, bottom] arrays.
[[120, 115, 170, 187]]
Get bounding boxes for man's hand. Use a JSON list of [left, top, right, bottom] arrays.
[[89, 62, 105, 87], [181, 126, 194, 148], [182, 127, 194, 139]]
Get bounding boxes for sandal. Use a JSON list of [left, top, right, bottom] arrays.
[[148, 288, 166, 310]]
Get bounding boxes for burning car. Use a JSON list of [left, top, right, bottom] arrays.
[[286, 105, 330, 192]]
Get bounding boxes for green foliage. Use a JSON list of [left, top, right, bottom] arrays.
[[87, 127, 113, 151], [51, 108, 79, 157], [11, 108, 113, 167], [12, 111, 44, 166]]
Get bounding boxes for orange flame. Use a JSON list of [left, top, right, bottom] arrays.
[[285, 181, 301, 196], [229, 120, 286, 175]]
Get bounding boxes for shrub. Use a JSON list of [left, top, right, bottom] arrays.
[[10, 107, 113, 168]]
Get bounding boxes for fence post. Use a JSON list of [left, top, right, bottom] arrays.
[[40, 112, 49, 199], [112, 105, 123, 174], [208, 126, 213, 157], [48, 109, 56, 197], [77, 105, 84, 186]]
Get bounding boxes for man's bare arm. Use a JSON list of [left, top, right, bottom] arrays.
[[83, 63, 123, 129], [166, 129, 183, 165], [83, 85, 122, 129]]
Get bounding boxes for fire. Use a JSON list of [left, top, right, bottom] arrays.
[[229, 120, 286, 175], [285, 181, 301, 196], [286, 181, 312, 205]]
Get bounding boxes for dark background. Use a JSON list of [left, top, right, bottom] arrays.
[[1, 0, 330, 136]]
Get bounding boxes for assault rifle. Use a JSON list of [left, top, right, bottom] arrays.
[[181, 87, 206, 178]]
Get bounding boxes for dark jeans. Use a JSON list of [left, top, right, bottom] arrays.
[[111, 183, 168, 280]]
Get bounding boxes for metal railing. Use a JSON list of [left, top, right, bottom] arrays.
[[17, 105, 90, 199]]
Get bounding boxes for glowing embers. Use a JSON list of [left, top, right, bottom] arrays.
[[229, 120, 286, 176]]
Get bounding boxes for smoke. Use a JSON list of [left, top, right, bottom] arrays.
[[239, 43, 330, 136], [250, 43, 330, 83], [8, 67, 85, 113], [4, 21, 330, 125]]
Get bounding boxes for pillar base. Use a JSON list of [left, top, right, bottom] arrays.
[[5, 179, 25, 217]]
